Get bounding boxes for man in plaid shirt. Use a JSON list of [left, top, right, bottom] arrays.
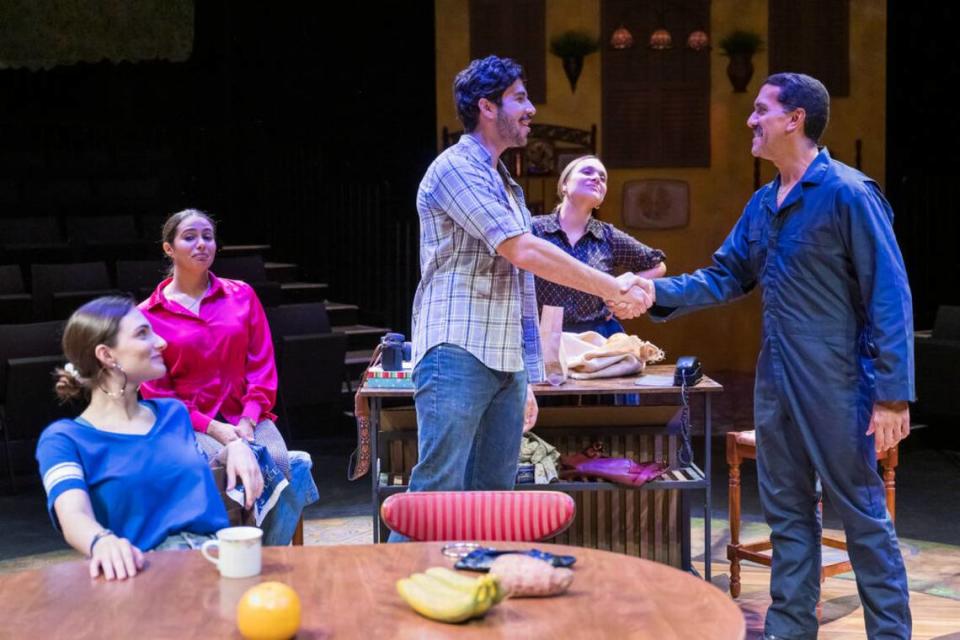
[[399, 56, 652, 521]]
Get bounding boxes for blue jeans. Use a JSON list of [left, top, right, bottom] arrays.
[[154, 531, 216, 550], [260, 451, 319, 546], [388, 344, 527, 542], [198, 423, 319, 547]]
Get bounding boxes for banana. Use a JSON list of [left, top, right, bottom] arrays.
[[396, 576, 479, 623], [424, 566, 482, 591], [425, 567, 506, 605], [410, 572, 496, 617], [470, 578, 494, 616]]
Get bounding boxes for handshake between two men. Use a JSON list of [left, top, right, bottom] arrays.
[[496, 233, 657, 321], [604, 272, 656, 320]]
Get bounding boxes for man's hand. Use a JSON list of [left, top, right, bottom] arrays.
[[608, 287, 650, 319], [614, 272, 652, 295], [866, 401, 911, 453], [605, 273, 654, 319], [523, 384, 539, 432]]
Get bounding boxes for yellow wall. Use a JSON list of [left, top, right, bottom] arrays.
[[434, 0, 886, 372]]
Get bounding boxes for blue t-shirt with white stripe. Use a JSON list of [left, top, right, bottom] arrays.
[[36, 398, 229, 551]]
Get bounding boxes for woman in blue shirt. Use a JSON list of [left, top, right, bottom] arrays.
[[36, 296, 263, 580]]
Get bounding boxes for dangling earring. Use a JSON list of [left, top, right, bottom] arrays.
[[97, 363, 128, 398]]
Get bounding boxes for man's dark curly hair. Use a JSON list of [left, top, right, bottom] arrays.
[[453, 55, 526, 132]]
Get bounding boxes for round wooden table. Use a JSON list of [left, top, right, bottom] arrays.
[[0, 543, 745, 639]]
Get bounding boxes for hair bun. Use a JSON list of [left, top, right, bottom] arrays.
[[53, 366, 88, 403]]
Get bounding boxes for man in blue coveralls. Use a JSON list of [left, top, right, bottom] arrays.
[[645, 73, 914, 639]]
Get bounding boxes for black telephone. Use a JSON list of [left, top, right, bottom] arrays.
[[673, 356, 703, 387]]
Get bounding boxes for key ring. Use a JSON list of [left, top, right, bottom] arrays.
[[441, 542, 480, 558]]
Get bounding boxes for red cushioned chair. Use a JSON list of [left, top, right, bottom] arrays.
[[380, 491, 576, 542]]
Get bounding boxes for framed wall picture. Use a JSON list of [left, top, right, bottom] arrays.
[[621, 179, 690, 229], [524, 139, 557, 175]]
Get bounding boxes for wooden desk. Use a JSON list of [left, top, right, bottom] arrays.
[[360, 365, 723, 580], [0, 543, 745, 639]]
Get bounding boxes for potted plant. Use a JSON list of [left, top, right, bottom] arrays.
[[719, 30, 764, 93], [550, 30, 599, 93]]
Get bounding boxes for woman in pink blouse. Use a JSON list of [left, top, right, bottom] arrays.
[[139, 210, 287, 470], [139, 209, 318, 544]]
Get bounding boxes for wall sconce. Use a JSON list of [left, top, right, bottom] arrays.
[[686, 29, 710, 52], [649, 28, 673, 50], [609, 0, 710, 53], [610, 24, 709, 51], [610, 25, 635, 50]]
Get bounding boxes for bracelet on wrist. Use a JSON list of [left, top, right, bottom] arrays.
[[89, 529, 114, 556]]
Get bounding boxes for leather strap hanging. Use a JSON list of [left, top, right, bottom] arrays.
[[347, 343, 384, 480]]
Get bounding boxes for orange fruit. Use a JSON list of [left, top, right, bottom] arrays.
[[236, 581, 302, 640]]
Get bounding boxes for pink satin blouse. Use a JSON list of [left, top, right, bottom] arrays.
[[139, 273, 277, 433]]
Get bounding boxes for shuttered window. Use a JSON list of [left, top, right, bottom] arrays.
[[469, 0, 546, 104], [769, 0, 850, 97], [601, 0, 710, 168]]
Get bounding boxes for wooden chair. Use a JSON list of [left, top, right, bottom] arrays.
[[212, 465, 304, 546], [380, 491, 576, 542], [726, 430, 898, 616]]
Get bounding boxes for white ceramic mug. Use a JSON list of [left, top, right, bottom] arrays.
[[200, 526, 263, 578]]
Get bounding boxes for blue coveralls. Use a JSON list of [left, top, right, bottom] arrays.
[[651, 150, 914, 639]]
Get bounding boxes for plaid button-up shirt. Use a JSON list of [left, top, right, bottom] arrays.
[[532, 212, 665, 327], [412, 134, 544, 382]]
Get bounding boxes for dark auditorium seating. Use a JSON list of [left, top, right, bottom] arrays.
[[138, 214, 166, 242], [266, 302, 332, 336], [65, 215, 139, 246], [915, 305, 960, 426], [0, 265, 33, 324], [0, 217, 66, 251], [1, 355, 73, 488], [116, 259, 168, 301], [213, 255, 282, 307], [267, 303, 348, 436], [0, 320, 68, 488], [64, 215, 154, 262], [30, 262, 120, 320]]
